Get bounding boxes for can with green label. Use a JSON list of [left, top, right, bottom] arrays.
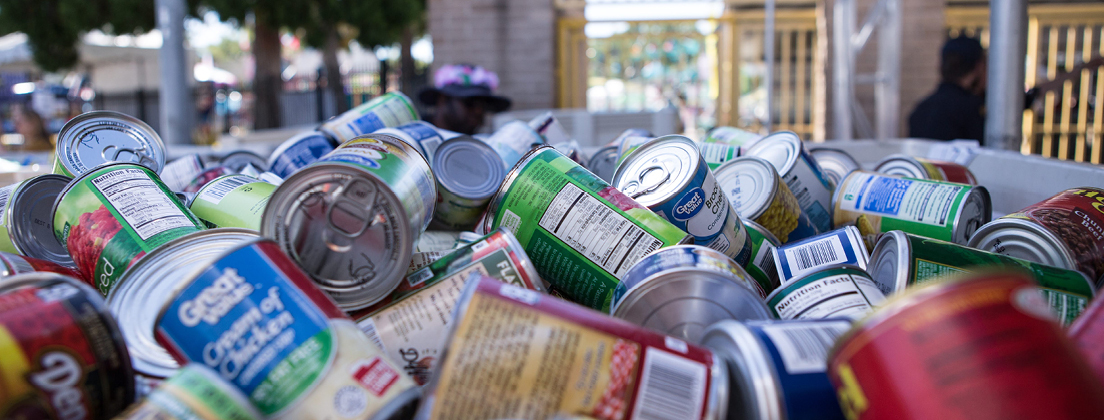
[[481, 146, 689, 311], [319, 92, 420, 144], [744, 220, 782, 293], [187, 175, 276, 230], [868, 230, 1095, 325], [53, 163, 205, 294], [116, 364, 262, 420]]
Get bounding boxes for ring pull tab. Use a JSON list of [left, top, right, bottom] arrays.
[[630, 165, 670, 199], [103, 145, 152, 165], [325, 180, 378, 239]]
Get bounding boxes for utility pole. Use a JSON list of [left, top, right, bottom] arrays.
[[155, 0, 193, 144]]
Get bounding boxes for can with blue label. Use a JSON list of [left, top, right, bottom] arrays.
[[375, 121, 460, 163], [319, 92, 420, 144], [155, 239, 420, 420], [773, 226, 869, 283], [745, 131, 836, 233], [613, 135, 752, 265], [266, 131, 337, 179], [701, 319, 851, 420]]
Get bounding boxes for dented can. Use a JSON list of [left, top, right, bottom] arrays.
[[714, 156, 819, 244], [766, 264, 885, 320], [772, 226, 869, 283], [809, 148, 861, 187], [744, 132, 836, 232], [53, 110, 166, 177], [266, 131, 338, 179], [375, 121, 459, 162], [431, 136, 506, 230], [319, 92, 420, 143], [115, 364, 262, 420], [874, 154, 978, 185], [0, 251, 82, 279], [3, 174, 75, 266], [188, 175, 276, 230]]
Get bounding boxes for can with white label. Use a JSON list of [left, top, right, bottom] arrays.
[[773, 226, 869, 283], [765, 264, 885, 320], [53, 111, 166, 177], [744, 131, 836, 232], [375, 120, 459, 162], [431, 136, 505, 230], [319, 91, 420, 143], [809, 148, 860, 187], [714, 156, 819, 244], [187, 175, 276, 230]]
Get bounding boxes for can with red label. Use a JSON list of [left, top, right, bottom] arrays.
[[874, 154, 978, 185], [0, 272, 135, 419], [0, 251, 82, 279], [829, 272, 1104, 419]]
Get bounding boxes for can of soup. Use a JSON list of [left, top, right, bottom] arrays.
[[744, 220, 782, 292], [319, 91, 420, 143], [481, 146, 689, 311], [417, 276, 728, 420], [1069, 293, 1104, 385], [828, 272, 1104, 419], [375, 121, 459, 162], [160, 154, 207, 191], [481, 120, 545, 168], [53, 163, 206, 294], [874, 154, 978, 185], [766, 264, 885, 320], [832, 170, 990, 245], [0, 251, 82, 279], [714, 156, 819, 244], [773, 226, 869, 283], [156, 239, 421, 419], [431, 136, 506, 230], [0, 272, 135, 419], [261, 134, 436, 310], [53, 110, 166, 177], [809, 148, 860, 187], [614, 135, 752, 264], [4, 174, 75, 266], [868, 230, 1094, 324], [115, 364, 262, 420], [586, 146, 621, 183], [266, 131, 338, 179], [701, 319, 851, 420], [610, 245, 771, 341], [702, 125, 763, 148], [744, 131, 836, 232], [968, 187, 1104, 286], [188, 175, 276, 230]]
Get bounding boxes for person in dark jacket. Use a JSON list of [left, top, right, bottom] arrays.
[[908, 36, 987, 141], [418, 64, 512, 135]]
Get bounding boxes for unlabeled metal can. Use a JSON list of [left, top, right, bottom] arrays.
[[586, 145, 621, 183], [702, 125, 763, 148], [610, 245, 771, 341], [1069, 292, 1104, 385], [53, 110, 166, 177], [115, 364, 262, 420], [266, 131, 338, 179], [261, 134, 437, 310], [181, 166, 233, 193], [481, 146, 689, 311], [809, 148, 860, 187], [744, 131, 836, 232], [701, 319, 851, 420], [868, 230, 1095, 324], [431, 136, 505, 230], [0, 251, 82, 279], [766, 264, 885, 320], [481, 120, 545, 168], [0, 272, 135, 419], [773, 226, 869, 283], [744, 220, 782, 292], [219, 150, 268, 172], [160, 154, 206, 191], [156, 239, 421, 420], [350, 228, 543, 385], [188, 175, 275, 230], [714, 156, 819, 244], [968, 187, 1104, 286], [319, 91, 420, 143], [832, 170, 990, 245], [5, 174, 75, 266], [614, 135, 752, 264], [417, 276, 727, 420], [828, 272, 1104, 420], [53, 163, 206, 294], [375, 120, 458, 162], [874, 154, 978, 185]]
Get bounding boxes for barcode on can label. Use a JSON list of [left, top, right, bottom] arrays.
[[357, 317, 388, 353], [753, 241, 778, 282], [630, 347, 707, 420], [198, 175, 255, 205], [776, 234, 848, 280], [91, 169, 195, 240], [760, 321, 851, 374]]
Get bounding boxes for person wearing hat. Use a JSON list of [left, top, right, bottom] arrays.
[[419, 64, 512, 135], [908, 36, 988, 141]]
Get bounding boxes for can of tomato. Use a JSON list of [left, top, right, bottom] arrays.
[[376, 121, 459, 162], [187, 175, 276, 230], [0, 272, 135, 419], [417, 275, 728, 420], [766, 264, 885, 320], [714, 156, 819, 244], [744, 220, 782, 292], [319, 91, 420, 143], [828, 272, 1104, 419], [832, 170, 990, 245], [744, 131, 836, 232], [266, 131, 338, 179], [115, 364, 262, 420], [156, 239, 421, 420], [1, 174, 76, 266], [52, 110, 166, 177], [773, 226, 869, 283], [431, 136, 506, 230], [874, 154, 978, 185], [481, 120, 545, 168], [0, 251, 82, 279], [1069, 293, 1104, 385], [350, 228, 543, 385], [968, 187, 1104, 286], [809, 148, 860, 187], [53, 162, 206, 294], [481, 146, 689, 311]]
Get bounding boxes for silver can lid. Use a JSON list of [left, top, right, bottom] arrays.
[[699, 320, 783, 420], [586, 146, 621, 183], [867, 230, 911, 296], [809, 148, 860, 186], [55, 111, 165, 176], [712, 156, 779, 221], [612, 135, 702, 207], [433, 136, 505, 200], [9, 174, 73, 265], [967, 217, 1076, 270], [874, 154, 927, 179], [743, 131, 801, 176], [953, 186, 991, 245]]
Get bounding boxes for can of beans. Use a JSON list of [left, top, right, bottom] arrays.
[[156, 239, 421, 419], [586, 145, 621, 183], [115, 364, 262, 420], [874, 154, 978, 185], [766, 264, 885, 320], [482, 120, 545, 168], [744, 132, 836, 232], [832, 170, 990, 245], [968, 187, 1104, 286], [0, 272, 135, 418], [714, 156, 819, 244], [2, 174, 75, 266], [375, 121, 458, 162], [702, 125, 763, 148], [187, 175, 276, 230], [160, 154, 207, 191], [0, 251, 82, 279], [181, 166, 234, 193], [744, 220, 782, 292], [431, 136, 506, 230], [610, 245, 771, 341], [1069, 293, 1104, 385], [614, 135, 752, 264], [53, 111, 166, 177], [481, 146, 689, 311], [319, 91, 420, 143], [418, 275, 728, 420], [350, 228, 543, 385], [828, 272, 1104, 419], [773, 226, 869, 283], [266, 131, 338, 179], [868, 230, 1095, 324], [261, 134, 436, 310], [218, 150, 268, 173], [701, 319, 851, 420], [809, 147, 860, 187], [53, 163, 206, 294]]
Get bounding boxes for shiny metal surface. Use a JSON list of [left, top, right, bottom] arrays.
[[55, 111, 166, 176], [9, 174, 73, 265]]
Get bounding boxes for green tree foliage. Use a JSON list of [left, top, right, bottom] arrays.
[[0, 0, 156, 72]]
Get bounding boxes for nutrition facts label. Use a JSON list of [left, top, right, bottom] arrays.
[[840, 173, 962, 226], [92, 168, 195, 240], [539, 183, 662, 279]]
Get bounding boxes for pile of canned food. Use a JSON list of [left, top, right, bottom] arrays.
[[0, 90, 1102, 420]]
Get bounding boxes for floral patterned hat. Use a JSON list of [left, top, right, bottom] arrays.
[[418, 64, 512, 112]]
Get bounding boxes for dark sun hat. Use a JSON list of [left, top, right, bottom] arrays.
[[418, 64, 512, 113]]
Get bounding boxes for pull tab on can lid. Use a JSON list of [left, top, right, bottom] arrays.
[[612, 135, 700, 207], [55, 111, 166, 177]]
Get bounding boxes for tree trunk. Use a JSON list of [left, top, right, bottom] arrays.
[[252, 12, 283, 129], [400, 25, 416, 98], [323, 28, 348, 115]]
